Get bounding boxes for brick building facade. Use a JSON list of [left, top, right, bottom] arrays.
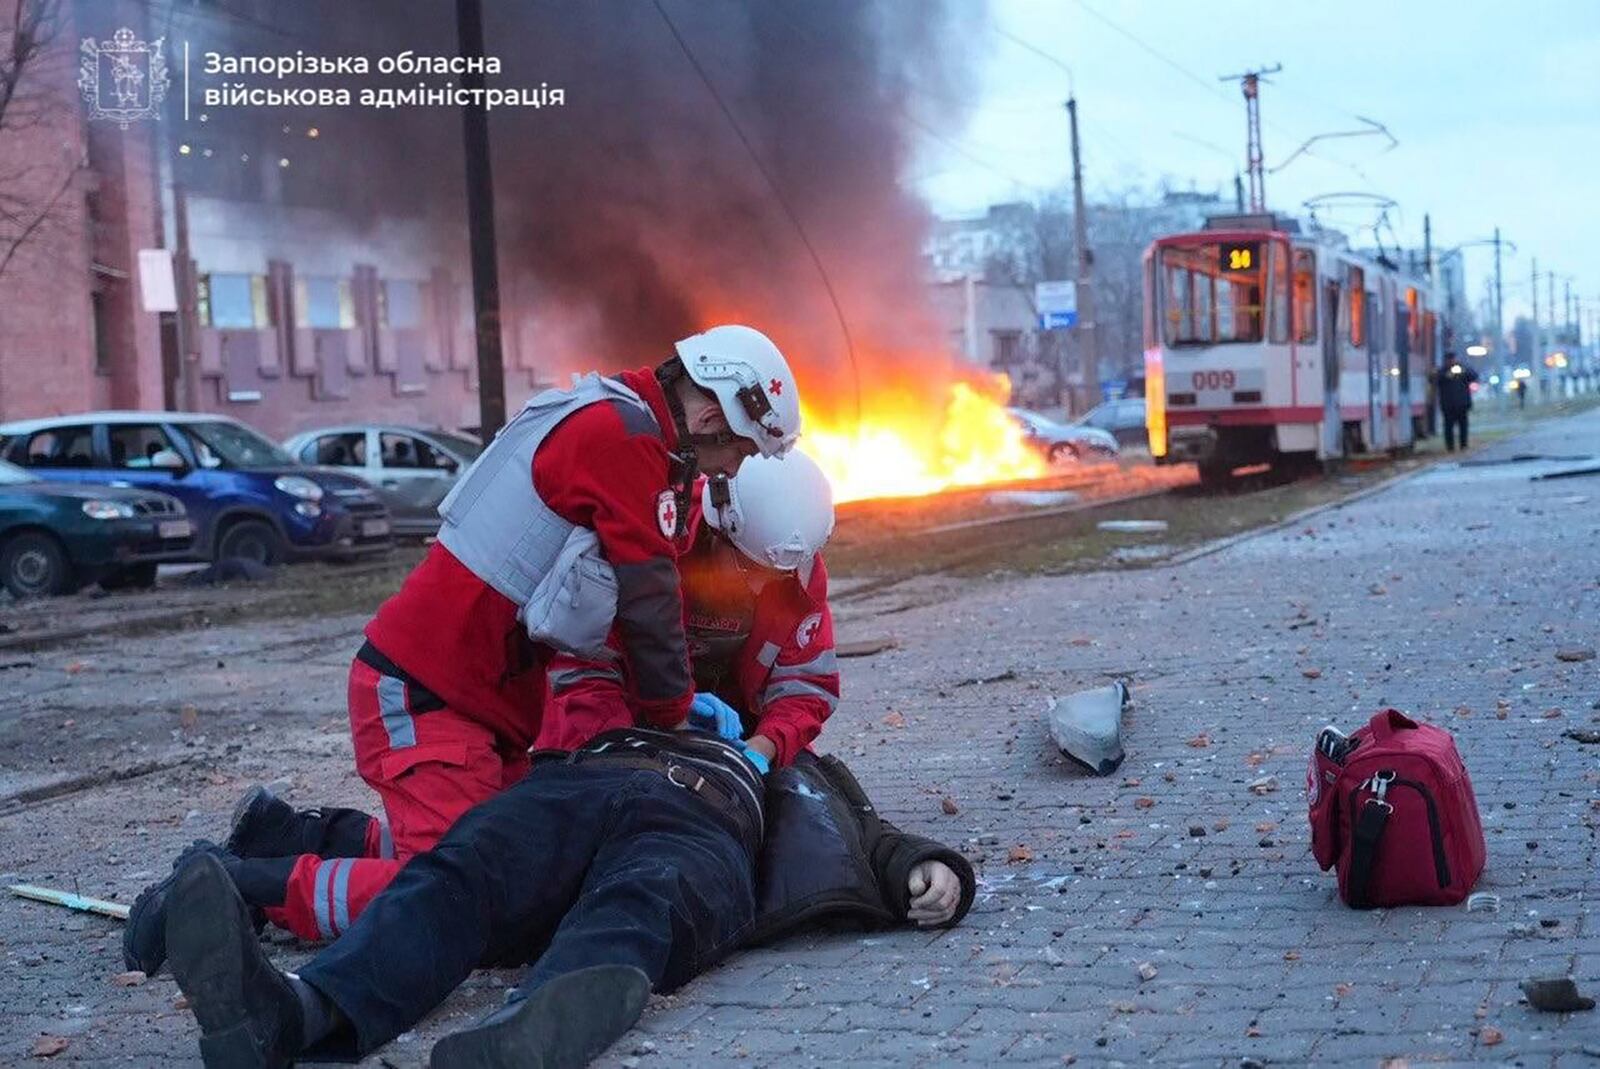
[[0, 0, 556, 441]]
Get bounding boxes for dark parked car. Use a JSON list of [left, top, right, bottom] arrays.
[[1008, 408, 1119, 462], [1075, 397, 1149, 448], [0, 458, 194, 597], [0, 412, 391, 566], [281, 424, 482, 537]]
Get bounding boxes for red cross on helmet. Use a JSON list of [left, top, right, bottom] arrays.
[[675, 325, 801, 457]]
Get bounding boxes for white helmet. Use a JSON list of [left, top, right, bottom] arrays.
[[675, 325, 801, 457], [702, 450, 834, 574]]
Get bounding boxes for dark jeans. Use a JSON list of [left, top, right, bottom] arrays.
[[299, 760, 757, 1057], [1442, 408, 1469, 451]]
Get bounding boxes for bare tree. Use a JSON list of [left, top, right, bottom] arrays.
[[0, 0, 74, 278]]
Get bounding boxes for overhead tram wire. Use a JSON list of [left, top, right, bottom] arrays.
[[1068, 0, 1383, 194], [650, 0, 861, 433]]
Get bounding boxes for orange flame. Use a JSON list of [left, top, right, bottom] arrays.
[[801, 374, 1046, 503]]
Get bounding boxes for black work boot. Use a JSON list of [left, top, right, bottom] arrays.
[[427, 964, 651, 1069], [166, 852, 304, 1069], [124, 840, 228, 975], [126, 845, 286, 975], [227, 785, 375, 859]]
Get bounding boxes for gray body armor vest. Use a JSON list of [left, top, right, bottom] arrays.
[[436, 373, 657, 657]]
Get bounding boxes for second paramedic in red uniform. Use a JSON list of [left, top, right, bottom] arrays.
[[535, 449, 840, 771], [123, 325, 804, 970]]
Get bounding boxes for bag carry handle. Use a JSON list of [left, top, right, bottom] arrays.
[[1367, 708, 1418, 741], [1347, 797, 1391, 909]]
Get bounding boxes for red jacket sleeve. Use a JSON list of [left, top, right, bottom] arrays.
[[533, 399, 693, 729], [748, 560, 840, 767], [534, 653, 634, 751]]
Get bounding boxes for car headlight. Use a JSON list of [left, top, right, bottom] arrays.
[[294, 500, 322, 518], [274, 475, 324, 502], [82, 500, 137, 520]]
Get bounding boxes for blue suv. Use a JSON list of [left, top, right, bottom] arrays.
[[0, 412, 393, 564]]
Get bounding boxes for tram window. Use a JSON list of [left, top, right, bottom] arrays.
[[1268, 243, 1289, 343], [1348, 267, 1365, 346], [1292, 249, 1317, 343], [1405, 287, 1422, 354], [1159, 243, 1263, 346]]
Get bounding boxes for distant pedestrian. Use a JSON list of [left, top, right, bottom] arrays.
[[1435, 353, 1479, 451]]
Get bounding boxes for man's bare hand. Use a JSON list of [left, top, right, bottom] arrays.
[[906, 860, 961, 927]]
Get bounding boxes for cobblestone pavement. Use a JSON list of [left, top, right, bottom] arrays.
[[3, 410, 1598, 1066]]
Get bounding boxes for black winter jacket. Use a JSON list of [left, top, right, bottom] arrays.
[[747, 751, 977, 946]]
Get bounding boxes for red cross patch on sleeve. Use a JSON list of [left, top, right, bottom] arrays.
[[656, 489, 679, 538]]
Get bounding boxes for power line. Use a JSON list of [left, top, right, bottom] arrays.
[[649, 0, 861, 430], [1070, 0, 1237, 110], [988, 24, 1075, 93]]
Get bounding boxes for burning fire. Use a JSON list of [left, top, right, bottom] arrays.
[[801, 375, 1046, 503]]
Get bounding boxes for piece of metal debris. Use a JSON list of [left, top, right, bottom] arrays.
[[1097, 519, 1169, 533], [1046, 679, 1129, 776], [1519, 977, 1595, 1013], [9, 883, 129, 921], [836, 637, 898, 659]]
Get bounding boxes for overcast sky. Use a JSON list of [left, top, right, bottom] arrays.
[[914, 0, 1600, 327]]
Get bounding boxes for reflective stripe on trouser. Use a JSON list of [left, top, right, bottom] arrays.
[[265, 855, 404, 943], [347, 655, 529, 862], [274, 657, 533, 946]]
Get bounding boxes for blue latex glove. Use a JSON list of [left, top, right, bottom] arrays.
[[741, 745, 771, 774], [688, 692, 743, 742]]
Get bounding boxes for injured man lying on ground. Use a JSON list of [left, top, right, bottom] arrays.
[[159, 727, 975, 1067]]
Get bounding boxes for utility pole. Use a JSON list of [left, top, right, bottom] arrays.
[[1547, 271, 1556, 346], [1066, 96, 1098, 402], [1219, 64, 1280, 212], [1531, 256, 1539, 368], [1233, 172, 1245, 213], [1564, 278, 1573, 344], [174, 183, 200, 413], [1423, 214, 1432, 279], [456, 0, 507, 439], [1493, 227, 1504, 370]]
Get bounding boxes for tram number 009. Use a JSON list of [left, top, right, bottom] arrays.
[[1191, 370, 1236, 391]]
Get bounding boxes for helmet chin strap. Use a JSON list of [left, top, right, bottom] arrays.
[[655, 359, 707, 540]]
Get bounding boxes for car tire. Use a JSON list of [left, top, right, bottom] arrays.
[[215, 519, 284, 566], [1, 530, 75, 598], [1047, 443, 1079, 465], [100, 562, 159, 591]]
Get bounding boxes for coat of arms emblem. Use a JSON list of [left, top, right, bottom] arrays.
[[78, 27, 169, 128]]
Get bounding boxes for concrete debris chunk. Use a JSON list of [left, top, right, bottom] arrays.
[[1519, 977, 1595, 1012], [1046, 679, 1129, 776]]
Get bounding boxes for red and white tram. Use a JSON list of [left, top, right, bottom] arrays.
[[1142, 213, 1437, 486]]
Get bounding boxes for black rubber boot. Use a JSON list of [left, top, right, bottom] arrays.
[[124, 840, 227, 975], [165, 852, 304, 1069], [427, 965, 651, 1069], [227, 786, 374, 859]]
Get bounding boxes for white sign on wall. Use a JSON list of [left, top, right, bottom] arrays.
[[137, 248, 178, 312]]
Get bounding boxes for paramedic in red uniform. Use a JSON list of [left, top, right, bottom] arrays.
[[123, 325, 804, 972], [535, 448, 840, 770]]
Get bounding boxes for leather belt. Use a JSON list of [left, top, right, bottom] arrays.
[[565, 750, 758, 848]]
